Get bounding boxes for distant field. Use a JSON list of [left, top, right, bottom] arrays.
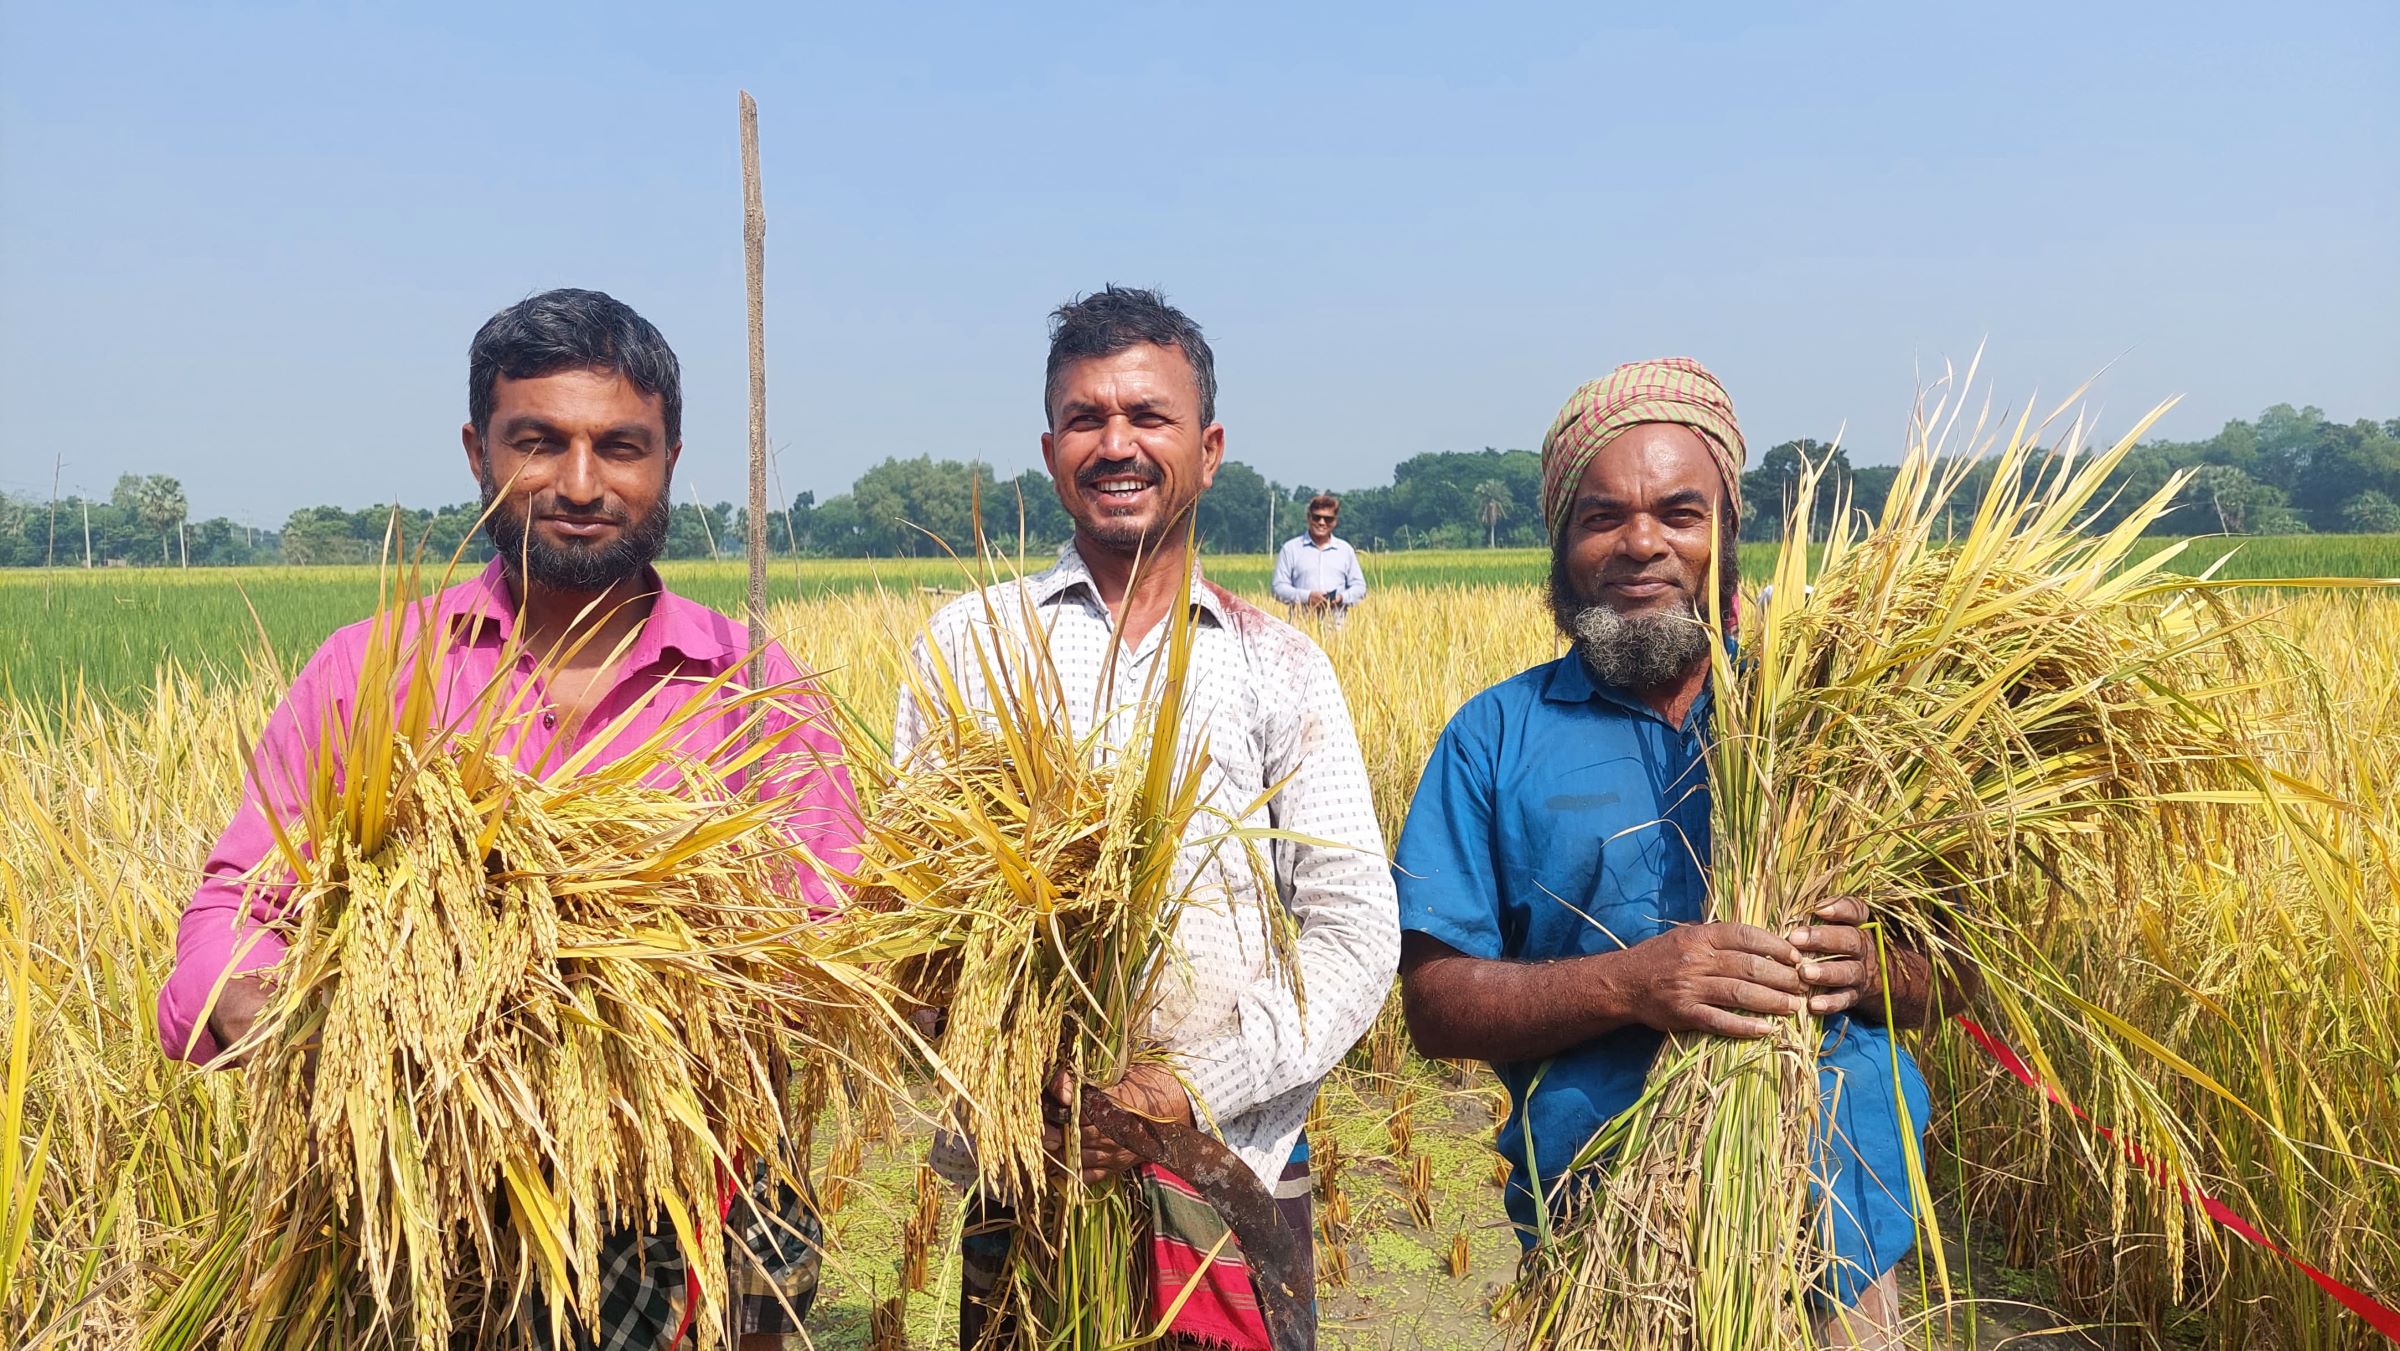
[[4, 536, 2395, 705]]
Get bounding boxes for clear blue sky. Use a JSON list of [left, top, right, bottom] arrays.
[[2, 1, 2393, 526]]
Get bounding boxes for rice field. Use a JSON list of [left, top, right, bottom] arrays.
[[5, 534, 2394, 707], [3, 553, 2396, 1348]]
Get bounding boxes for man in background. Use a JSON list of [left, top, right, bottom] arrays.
[[1271, 493, 1366, 622]]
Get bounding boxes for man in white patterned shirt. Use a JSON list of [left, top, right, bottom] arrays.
[[893, 285, 1398, 1349]]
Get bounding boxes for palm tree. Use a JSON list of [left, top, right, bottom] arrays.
[[1472, 479, 1512, 549], [134, 475, 188, 566]]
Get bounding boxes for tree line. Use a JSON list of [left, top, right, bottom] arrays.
[[4, 403, 2395, 568]]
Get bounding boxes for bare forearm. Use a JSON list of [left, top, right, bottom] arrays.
[[204, 972, 273, 1063], [1400, 943, 1644, 1064]]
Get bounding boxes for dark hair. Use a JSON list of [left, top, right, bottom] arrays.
[[1043, 285, 1217, 427], [1308, 493, 1340, 516], [467, 288, 682, 445]]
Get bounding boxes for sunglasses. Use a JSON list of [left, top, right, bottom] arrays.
[[1308, 514, 1336, 524]]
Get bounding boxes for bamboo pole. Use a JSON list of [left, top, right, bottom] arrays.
[[740, 91, 769, 685]]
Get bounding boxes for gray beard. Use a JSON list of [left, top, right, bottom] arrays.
[[1565, 602, 1712, 691]]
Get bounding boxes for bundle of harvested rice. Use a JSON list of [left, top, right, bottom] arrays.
[[147, 567, 903, 1350], [1512, 374, 2350, 1350], [833, 566, 1294, 1351]]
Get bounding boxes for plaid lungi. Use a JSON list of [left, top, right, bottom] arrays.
[[525, 1166, 823, 1350], [956, 1147, 1315, 1351]]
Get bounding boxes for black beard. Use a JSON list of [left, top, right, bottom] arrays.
[[478, 458, 672, 592], [1072, 459, 1184, 552]]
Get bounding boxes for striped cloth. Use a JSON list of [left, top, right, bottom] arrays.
[[1538, 356, 1747, 540], [958, 1147, 1316, 1351]]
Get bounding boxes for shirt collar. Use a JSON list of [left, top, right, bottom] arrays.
[[1034, 539, 1230, 629], [1541, 648, 1716, 729], [442, 556, 733, 666]]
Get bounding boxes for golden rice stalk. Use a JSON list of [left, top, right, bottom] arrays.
[[144, 560, 908, 1350], [825, 546, 1292, 1351], [1513, 368, 2364, 1350]]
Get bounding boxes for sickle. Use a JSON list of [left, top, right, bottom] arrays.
[[1079, 1088, 1313, 1351]]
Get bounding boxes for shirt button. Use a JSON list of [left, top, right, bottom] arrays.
[[542, 712, 557, 729]]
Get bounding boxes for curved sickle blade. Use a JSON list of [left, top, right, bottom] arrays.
[[1080, 1088, 1312, 1351]]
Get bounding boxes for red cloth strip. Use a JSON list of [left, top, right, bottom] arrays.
[[1954, 1015, 2400, 1342], [1143, 1162, 1274, 1351], [670, 1165, 743, 1349]]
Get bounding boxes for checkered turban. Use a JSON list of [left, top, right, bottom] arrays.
[[1539, 357, 1746, 541]]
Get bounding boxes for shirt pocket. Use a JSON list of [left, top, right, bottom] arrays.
[[1510, 793, 1688, 958]]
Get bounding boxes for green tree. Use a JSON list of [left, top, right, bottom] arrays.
[[2187, 465, 2305, 535], [1195, 460, 1277, 553], [279, 506, 367, 564], [2339, 490, 2400, 534], [129, 475, 189, 564], [1740, 440, 1850, 542], [1472, 479, 1512, 549]]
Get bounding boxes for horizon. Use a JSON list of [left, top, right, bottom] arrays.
[[3, 2, 2394, 527]]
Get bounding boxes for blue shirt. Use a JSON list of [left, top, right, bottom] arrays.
[[1392, 653, 1927, 1306], [1271, 535, 1367, 607]]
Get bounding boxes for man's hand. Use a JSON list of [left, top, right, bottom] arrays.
[[1621, 922, 1812, 1038], [1787, 896, 1884, 1015], [1043, 1064, 1194, 1184], [1789, 896, 1966, 1028], [203, 973, 273, 1066], [1304, 591, 1333, 612]]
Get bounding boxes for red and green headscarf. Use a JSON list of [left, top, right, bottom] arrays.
[[1539, 357, 1746, 541]]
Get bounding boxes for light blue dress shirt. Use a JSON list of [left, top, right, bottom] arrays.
[[1271, 534, 1367, 607]]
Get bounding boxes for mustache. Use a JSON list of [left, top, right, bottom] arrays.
[[530, 496, 632, 526], [1075, 460, 1163, 490]]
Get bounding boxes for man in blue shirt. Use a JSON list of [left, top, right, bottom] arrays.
[[1271, 494, 1366, 621], [1391, 358, 1968, 1348]]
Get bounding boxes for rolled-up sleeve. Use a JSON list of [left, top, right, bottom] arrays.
[[159, 638, 355, 1064], [1173, 645, 1399, 1122], [1390, 707, 1507, 960]]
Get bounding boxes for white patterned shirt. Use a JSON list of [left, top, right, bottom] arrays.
[[893, 541, 1399, 1190]]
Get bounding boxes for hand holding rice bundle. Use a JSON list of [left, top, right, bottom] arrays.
[[830, 574, 1300, 1351], [151, 573, 898, 1351]]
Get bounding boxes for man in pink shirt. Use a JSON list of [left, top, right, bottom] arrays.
[[159, 288, 860, 1349]]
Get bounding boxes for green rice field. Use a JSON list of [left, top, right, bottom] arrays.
[[4, 535, 2396, 706]]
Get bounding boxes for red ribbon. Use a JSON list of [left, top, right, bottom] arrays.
[[668, 1165, 743, 1349], [1954, 1015, 2400, 1342]]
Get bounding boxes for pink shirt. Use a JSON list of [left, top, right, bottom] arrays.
[[158, 558, 863, 1064]]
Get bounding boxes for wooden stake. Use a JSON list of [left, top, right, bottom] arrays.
[[46, 454, 60, 569], [739, 91, 770, 685]]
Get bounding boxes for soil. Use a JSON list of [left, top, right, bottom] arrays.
[[799, 1059, 2129, 1350]]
